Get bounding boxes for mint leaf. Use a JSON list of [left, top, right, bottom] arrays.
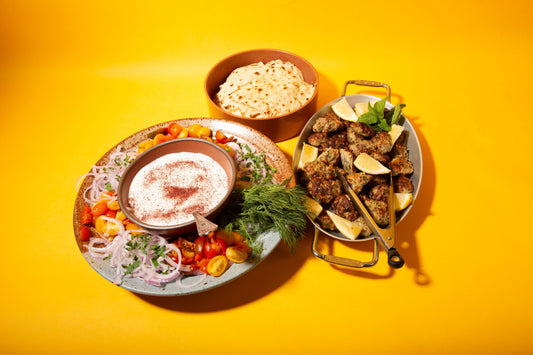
[[358, 112, 378, 125], [372, 97, 388, 117], [390, 103, 406, 125]]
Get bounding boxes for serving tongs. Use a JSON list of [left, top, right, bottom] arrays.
[[340, 174, 404, 268]]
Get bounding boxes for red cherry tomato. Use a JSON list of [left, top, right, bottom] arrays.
[[167, 122, 182, 138], [80, 206, 93, 225], [197, 258, 210, 274], [194, 236, 205, 258], [79, 225, 91, 242], [215, 130, 233, 143]]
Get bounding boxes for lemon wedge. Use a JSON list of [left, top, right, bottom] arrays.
[[394, 193, 413, 211], [354, 153, 391, 174], [297, 143, 319, 170], [332, 97, 357, 122], [304, 195, 323, 220], [326, 210, 362, 240], [389, 124, 404, 145], [353, 102, 370, 117]]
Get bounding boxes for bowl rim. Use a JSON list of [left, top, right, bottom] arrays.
[[204, 48, 319, 121], [117, 137, 237, 233]]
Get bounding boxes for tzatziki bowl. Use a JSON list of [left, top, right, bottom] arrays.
[[117, 138, 237, 237]]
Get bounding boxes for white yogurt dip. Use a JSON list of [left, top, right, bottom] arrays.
[[128, 152, 229, 226]]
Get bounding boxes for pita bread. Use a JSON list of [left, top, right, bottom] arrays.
[[215, 60, 315, 118]]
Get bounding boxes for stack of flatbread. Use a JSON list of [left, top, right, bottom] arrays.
[[215, 60, 315, 118]]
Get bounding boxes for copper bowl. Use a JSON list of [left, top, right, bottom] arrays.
[[117, 138, 236, 237], [204, 49, 319, 142]]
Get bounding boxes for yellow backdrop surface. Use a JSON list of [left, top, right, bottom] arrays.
[[1, 1, 532, 354]]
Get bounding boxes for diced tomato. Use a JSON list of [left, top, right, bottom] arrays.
[[215, 130, 234, 144], [80, 206, 93, 225], [91, 201, 108, 216], [197, 258, 210, 274], [104, 209, 117, 218], [79, 225, 91, 242]]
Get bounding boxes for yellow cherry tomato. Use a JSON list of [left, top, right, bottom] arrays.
[[225, 246, 249, 263], [197, 126, 212, 139], [107, 200, 120, 210], [177, 127, 189, 138], [207, 255, 228, 277], [94, 216, 119, 237], [187, 124, 202, 138]]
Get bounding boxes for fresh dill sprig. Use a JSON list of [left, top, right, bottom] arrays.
[[218, 143, 309, 254]]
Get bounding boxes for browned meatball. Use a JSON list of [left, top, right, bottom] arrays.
[[303, 160, 338, 181], [363, 196, 389, 227], [339, 149, 354, 174], [390, 156, 414, 176], [393, 175, 414, 193], [307, 177, 342, 204], [348, 122, 375, 138], [346, 172, 371, 194], [316, 147, 340, 166], [369, 184, 389, 202], [312, 113, 343, 133], [316, 211, 336, 230], [391, 142, 409, 159], [307, 132, 328, 147], [349, 140, 373, 157], [354, 216, 372, 237], [322, 132, 348, 150], [370, 131, 393, 154], [368, 150, 390, 166], [331, 194, 358, 221]]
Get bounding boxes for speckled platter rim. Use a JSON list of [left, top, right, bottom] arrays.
[[73, 118, 293, 296]]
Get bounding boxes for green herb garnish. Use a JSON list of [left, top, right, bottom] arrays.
[[220, 146, 308, 254], [357, 96, 406, 132]]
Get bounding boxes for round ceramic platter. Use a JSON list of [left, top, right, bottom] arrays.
[[293, 94, 423, 242], [73, 118, 293, 296]]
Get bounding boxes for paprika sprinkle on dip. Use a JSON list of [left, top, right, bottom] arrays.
[[127, 152, 229, 226]]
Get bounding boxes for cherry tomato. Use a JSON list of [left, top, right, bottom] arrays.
[[153, 133, 172, 145], [204, 242, 217, 259], [197, 258, 210, 274], [177, 127, 189, 138], [105, 209, 117, 218], [91, 201, 109, 216], [167, 122, 182, 138], [79, 225, 91, 242], [214, 229, 243, 246], [194, 236, 205, 258], [204, 237, 227, 259], [197, 126, 212, 139], [187, 124, 203, 138], [207, 255, 228, 277], [218, 143, 234, 157], [80, 206, 93, 225], [226, 246, 249, 263], [215, 130, 234, 143]]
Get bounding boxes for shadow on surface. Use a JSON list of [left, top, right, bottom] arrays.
[[135, 234, 313, 312]]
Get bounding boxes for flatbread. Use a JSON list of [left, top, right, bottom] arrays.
[[215, 60, 315, 118]]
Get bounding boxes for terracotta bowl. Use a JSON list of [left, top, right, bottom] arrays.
[[204, 49, 319, 142], [117, 138, 236, 237]]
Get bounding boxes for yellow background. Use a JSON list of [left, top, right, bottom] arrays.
[[1, 0, 532, 354]]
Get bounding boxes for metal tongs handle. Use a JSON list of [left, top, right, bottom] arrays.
[[340, 175, 404, 269]]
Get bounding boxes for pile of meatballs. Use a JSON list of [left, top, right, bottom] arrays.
[[298, 111, 414, 238]]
